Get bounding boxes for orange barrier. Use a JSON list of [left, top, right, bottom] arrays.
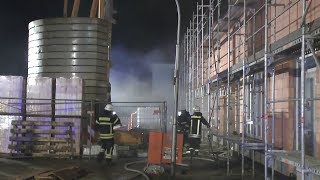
[[148, 131, 183, 164]]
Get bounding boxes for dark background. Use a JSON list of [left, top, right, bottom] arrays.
[[0, 0, 197, 101]]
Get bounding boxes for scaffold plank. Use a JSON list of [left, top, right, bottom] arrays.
[[272, 151, 320, 176]]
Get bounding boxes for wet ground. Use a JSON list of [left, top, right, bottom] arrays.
[[0, 156, 295, 180]]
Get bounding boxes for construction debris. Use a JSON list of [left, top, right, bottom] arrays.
[[16, 166, 88, 180]]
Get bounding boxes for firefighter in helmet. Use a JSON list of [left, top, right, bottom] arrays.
[[188, 106, 210, 155], [177, 109, 191, 147], [96, 103, 122, 165]]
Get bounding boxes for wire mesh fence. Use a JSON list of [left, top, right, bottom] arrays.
[[0, 97, 167, 158]]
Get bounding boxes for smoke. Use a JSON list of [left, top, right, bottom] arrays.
[[110, 45, 174, 102]]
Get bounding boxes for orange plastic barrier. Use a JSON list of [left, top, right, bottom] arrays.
[[147, 131, 183, 164]]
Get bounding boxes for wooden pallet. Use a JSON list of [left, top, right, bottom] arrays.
[[10, 120, 75, 157]]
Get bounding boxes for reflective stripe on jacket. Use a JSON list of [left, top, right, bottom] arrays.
[[96, 110, 121, 140]]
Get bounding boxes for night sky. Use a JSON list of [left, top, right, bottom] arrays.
[[0, 0, 195, 100], [0, 0, 194, 73]]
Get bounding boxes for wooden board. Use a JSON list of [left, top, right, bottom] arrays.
[[8, 144, 75, 152], [10, 129, 72, 135], [9, 136, 74, 143], [11, 120, 73, 127], [114, 130, 144, 146]]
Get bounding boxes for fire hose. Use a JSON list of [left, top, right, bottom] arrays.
[[124, 160, 150, 180]]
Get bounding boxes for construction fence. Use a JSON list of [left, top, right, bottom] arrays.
[[0, 76, 167, 158]]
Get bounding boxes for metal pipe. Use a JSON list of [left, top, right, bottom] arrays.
[[190, 31, 192, 112], [301, 0, 306, 179], [227, 0, 231, 176], [238, 80, 241, 135], [191, 20, 194, 111], [252, 8, 256, 60], [181, 37, 185, 110], [201, 0, 204, 116], [186, 30, 189, 111], [216, 0, 221, 145], [264, 0, 269, 179], [171, 0, 181, 176], [185, 37, 188, 110], [260, 73, 263, 140], [271, 69, 275, 180], [268, 98, 300, 103], [89, 100, 93, 160], [302, 1, 312, 26], [208, 0, 212, 127], [241, 0, 247, 177], [295, 58, 300, 151], [197, 3, 199, 93], [189, 28, 192, 112]]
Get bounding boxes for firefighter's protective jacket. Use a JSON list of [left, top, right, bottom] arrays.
[[177, 111, 191, 133], [189, 112, 210, 138], [96, 111, 121, 140]]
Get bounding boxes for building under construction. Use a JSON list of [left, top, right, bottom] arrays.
[[178, 0, 320, 179]]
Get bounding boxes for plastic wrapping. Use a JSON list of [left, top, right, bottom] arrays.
[[55, 77, 83, 116], [0, 76, 24, 114], [83, 145, 101, 156], [0, 116, 22, 153], [26, 77, 52, 115], [0, 76, 24, 153], [136, 107, 161, 130], [55, 118, 81, 155]]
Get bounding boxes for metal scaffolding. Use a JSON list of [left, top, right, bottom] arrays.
[[180, 0, 320, 179]]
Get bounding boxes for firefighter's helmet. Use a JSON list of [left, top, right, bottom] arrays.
[[193, 106, 200, 112], [105, 104, 113, 111]]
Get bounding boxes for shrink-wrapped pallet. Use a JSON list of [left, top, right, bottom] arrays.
[[0, 76, 24, 153], [0, 116, 22, 153], [55, 77, 83, 116], [26, 77, 52, 115], [0, 76, 24, 114]]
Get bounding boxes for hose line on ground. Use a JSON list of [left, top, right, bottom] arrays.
[[183, 156, 216, 163], [124, 160, 150, 180]]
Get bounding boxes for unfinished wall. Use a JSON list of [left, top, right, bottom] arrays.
[[269, 0, 320, 44], [265, 61, 296, 151]]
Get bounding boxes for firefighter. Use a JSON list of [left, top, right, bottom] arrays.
[[188, 106, 210, 155], [96, 103, 122, 165], [177, 109, 191, 147]]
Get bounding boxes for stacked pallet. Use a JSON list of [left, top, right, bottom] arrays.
[[9, 120, 74, 156], [0, 76, 24, 153], [5, 77, 84, 157]]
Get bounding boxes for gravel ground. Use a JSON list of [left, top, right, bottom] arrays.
[[0, 156, 295, 180]]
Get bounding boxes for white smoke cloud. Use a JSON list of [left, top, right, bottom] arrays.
[[110, 45, 174, 103]]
